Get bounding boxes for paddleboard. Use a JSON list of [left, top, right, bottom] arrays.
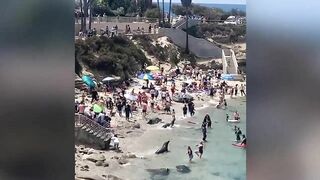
[[232, 143, 246, 148], [228, 119, 240, 123]]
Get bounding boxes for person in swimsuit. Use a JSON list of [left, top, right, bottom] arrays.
[[204, 113, 212, 128], [226, 114, 229, 122], [195, 141, 204, 159], [241, 134, 247, 145], [234, 111, 240, 120], [183, 104, 188, 117], [171, 109, 176, 127], [235, 128, 242, 142], [186, 146, 193, 162]]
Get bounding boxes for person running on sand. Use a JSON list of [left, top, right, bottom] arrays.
[[240, 84, 246, 96], [187, 146, 193, 162], [234, 84, 239, 96], [195, 141, 204, 159], [142, 103, 147, 119], [124, 104, 131, 121], [223, 99, 227, 109], [183, 104, 188, 117]]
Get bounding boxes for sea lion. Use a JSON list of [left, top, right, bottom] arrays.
[[155, 141, 170, 154]]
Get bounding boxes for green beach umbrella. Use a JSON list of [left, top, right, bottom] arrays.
[[93, 104, 103, 113]]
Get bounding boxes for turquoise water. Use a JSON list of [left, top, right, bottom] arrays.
[[162, 3, 246, 14], [112, 97, 246, 180]]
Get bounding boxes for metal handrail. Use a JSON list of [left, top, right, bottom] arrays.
[[75, 113, 114, 138]]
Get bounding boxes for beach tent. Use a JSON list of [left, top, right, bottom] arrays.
[[93, 104, 103, 113], [82, 75, 95, 88], [146, 66, 160, 71]]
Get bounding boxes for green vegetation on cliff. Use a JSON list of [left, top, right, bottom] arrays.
[[75, 36, 150, 80]]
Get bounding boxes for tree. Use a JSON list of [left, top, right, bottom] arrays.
[[145, 8, 160, 19], [162, 0, 165, 25], [157, 0, 161, 26], [168, 0, 172, 23], [181, 0, 192, 54]]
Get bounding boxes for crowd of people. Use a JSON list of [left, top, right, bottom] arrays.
[[75, 63, 246, 152], [78, 23, 157, 38]]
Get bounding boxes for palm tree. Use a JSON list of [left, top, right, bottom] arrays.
[[162, 0, 165, 25], [168, 0, 172, 24], [181, 0, 191, 54], [157, 0, 161, 26]]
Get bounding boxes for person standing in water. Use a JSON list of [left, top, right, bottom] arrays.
[[195, 141, 204, 159], [204, 113, 212, 128], [201, 122, 207, 142], [240, 84, 246, 96], [186, 146, 193, 162], [171, 109, 176, 127], [241, 134, 247, 146], [235, 128, 242, 142], [226, 114, 229, 122]]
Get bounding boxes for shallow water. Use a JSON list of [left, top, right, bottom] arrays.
[[113, 97, 246, 180]]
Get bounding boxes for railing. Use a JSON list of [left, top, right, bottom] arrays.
[[75, 16, 159, 24], [75, 113, 114, 139]]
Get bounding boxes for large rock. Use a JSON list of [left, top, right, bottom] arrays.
[[147, 117, 162, 125], [176, 165, 191, 173], [122, 153, 137, 159], [117, 158, 129, 165], [146, 168, 170, 176], [76, 175, 104, 180], [133, 123, 141, 129], [107, 174, 124, 180], [85, 154, 106, 163], [162, 123, 171, 128]]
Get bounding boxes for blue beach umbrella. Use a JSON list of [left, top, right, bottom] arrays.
[[221, 74, 234, 81], [82, 75, 95, 88], [138, 73, 153, 80]]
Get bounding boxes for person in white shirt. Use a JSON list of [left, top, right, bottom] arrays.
[[111, 134, 119, 150]]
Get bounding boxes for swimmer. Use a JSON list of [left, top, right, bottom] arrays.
[[234, 111, 240, 120]]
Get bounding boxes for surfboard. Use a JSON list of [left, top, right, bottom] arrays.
[[232, 143, 246, 148], [228, 119, 240, 123]]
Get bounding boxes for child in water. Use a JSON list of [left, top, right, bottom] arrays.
[[195, 141, 204, 159], [186, 146, 193, 162]]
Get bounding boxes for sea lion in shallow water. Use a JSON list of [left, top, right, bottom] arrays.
[[155, 141, 170, 154]]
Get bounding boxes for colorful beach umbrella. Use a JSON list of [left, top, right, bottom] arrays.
[[93, 104, 103, 113], [82, 75, 95, 88], [143, 74, 153, 80], [146, 66, 160, 71], [138, 73, 153, 80]]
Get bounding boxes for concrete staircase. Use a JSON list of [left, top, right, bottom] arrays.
[[75, 113, 114, 150], [222, 49, 238, 74]]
